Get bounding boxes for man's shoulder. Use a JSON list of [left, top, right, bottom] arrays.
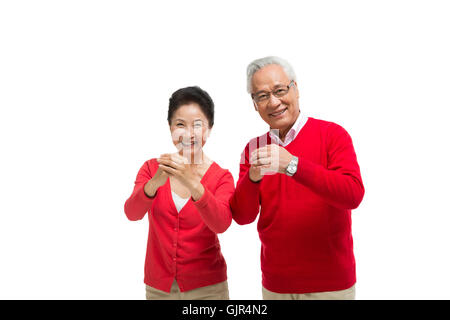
[[243, 131, 271, 150], [237, 132, 270, 165], [240, 118, 341, 148], [239, 117, 350, 152], [307, 117, 349, 135]]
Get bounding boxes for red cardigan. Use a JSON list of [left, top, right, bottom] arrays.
[[230, 117, 365, 294], [124, 159, 235, 292]]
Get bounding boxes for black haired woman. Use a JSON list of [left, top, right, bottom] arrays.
[[124, 86, 234, 300]]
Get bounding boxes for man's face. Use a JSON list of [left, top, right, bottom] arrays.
[[250, 64, 300, 131]]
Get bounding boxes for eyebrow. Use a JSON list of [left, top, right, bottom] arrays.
[[254, 84, 285, 94], [174, 119, 204, 122], [254, 90, 268, 95]]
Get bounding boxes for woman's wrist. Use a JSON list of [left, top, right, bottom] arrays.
[[144, 178, 162, 198], [189, 180, 205, 201]]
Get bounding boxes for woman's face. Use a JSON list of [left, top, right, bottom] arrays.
[[169, 103, 211, 160]]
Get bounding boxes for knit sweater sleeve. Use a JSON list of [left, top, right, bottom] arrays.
[[230, 144, 261, 225], [293, 123, 365, 210], [124, 160, 155, 221], [193, 170, 235, 234]]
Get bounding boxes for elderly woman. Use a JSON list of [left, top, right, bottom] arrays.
[[124, 86, 234, 300]]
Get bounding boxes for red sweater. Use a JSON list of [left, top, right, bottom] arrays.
[[230, 117, 365, 293], [124, 159, 235, 292]]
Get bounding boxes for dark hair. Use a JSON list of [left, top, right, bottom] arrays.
[[168, 86, 214, 128]]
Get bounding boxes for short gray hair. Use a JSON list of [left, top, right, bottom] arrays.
[[246, 56, 297, 93]]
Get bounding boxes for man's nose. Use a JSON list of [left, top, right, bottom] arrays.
[[267, 93, 281, 108]]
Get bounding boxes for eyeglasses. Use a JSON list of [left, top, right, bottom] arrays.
[[251, 80, 295, 104]]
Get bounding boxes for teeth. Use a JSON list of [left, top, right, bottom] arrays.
[[271, 109, 286, 116]]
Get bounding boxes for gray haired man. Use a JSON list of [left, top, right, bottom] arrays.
[[230, 56, 364, 300]]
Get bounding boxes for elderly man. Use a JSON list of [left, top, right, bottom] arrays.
[[230, 56, 365, 300]]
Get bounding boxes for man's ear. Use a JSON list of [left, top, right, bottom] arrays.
[[294, 81, 300, 99], [253, 101, 258, 112]]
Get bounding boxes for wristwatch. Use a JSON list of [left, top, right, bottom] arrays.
[[285, 156, 299, 177]]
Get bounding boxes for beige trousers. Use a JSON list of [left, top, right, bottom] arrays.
[[262, 285, 356, 300], [146, 280, 229, 300]]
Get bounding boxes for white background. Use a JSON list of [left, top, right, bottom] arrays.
[[1, 0, 449, 299]]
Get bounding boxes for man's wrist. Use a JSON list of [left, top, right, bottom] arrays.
[[285, 156, 299, 177], [248, 168, 262, 183]]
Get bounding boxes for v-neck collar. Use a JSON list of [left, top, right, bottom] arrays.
[[171, 191, 190, 213], [166, 161, 217, 214]]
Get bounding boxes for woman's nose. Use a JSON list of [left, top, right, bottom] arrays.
[[188, 128, 195, 138]]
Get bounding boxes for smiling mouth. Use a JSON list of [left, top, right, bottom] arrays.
[[269, 108, 287, 117], [180, 141, 197, 147]]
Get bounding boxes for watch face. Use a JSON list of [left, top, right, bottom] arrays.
[[286, 157, 298, 175]]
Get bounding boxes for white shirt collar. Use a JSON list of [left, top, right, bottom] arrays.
[[269, 111, 308, 147]]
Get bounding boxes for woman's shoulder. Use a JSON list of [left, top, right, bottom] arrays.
[[208, 161, 234, 183], [137, 158, 159, 175]]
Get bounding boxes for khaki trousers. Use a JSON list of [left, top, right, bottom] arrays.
[[262, 285, 356, 300], [146, 280, 229, 300]]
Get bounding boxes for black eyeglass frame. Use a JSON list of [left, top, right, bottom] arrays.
[[251, 80, 295, 104]]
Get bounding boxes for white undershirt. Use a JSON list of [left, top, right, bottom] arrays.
[[171, 191, 189, 213]]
